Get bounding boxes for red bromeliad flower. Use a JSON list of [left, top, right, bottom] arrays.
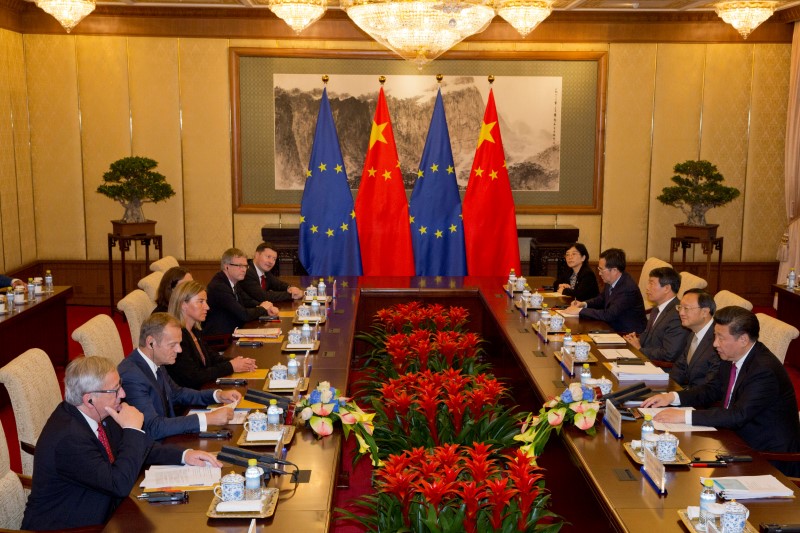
[[413, 385, 441, 445], [462, 442, 497, 482], [504, 449, 544, 528], [484, 477, 518, 530], [457, 332, 481, 358], [415, 478, 457, 511], [456, 481, 487, 533], [432, 443, 461, 469], [380, 470, 418, 523], [442, 395, 467, 434], [447, 306, 469, 328]]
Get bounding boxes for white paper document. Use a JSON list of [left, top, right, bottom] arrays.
[[557, 308, 581, 318], [589, 333, 627, 344], [637, 407, 717, 432], [140, 465, 221, 489], [188, 407, 249, 425], [599, 348, 637, 360], [232, 327, 281, 338], [703, 475, 795, 499], [609, 362, 669, 381]]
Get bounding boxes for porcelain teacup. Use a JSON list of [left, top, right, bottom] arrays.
[[656, 432, 679, 462], [244, 411, 268, 433], [214, 471, 245, 502], [269, 363, 288, 381]]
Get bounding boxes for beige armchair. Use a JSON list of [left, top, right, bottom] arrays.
[[0, 349, 62, 475], [713, 290, 753, 311], [149, 256, 179, 273], [756, 313, 800, 364], [0, 419, 29, 529], [639, 257, 672, 311], [137, 271, 163, 304], [677, 271, 708, 299], [117, 289, 156, 349], [71, 314, 125, 366]]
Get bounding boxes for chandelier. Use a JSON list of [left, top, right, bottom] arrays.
[[495, 0, 553, 37], [266, 0, 328, 33], [35, 0, 95, 32], [714, 1, 777, 39], [341, 0, 496, 66]]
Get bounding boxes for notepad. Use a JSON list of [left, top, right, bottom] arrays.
[[230, 369, 269, 380], [705, 475, 795, 499], [232, 328, 281, 338], [589, 333, 627, 344], [605, 361, 669, 381], [141, 465, 221, 489]]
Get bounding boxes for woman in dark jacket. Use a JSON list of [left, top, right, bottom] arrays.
[[166, 280, 257, 388], [153, 266, 193, 313], [555, 242, 600, 301]]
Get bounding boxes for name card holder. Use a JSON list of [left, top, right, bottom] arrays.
[[603, 399, 623, 439], [537, 321, 549, 342], [641, 447, 667, 495]]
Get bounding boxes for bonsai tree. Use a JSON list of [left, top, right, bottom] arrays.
[[97, 156, 175, 223], [657, 160, 740, 226]]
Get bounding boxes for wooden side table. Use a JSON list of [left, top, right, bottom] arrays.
[[669, 236, 723, 292], [108, 233, 162, 310]]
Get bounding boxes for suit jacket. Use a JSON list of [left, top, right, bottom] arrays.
[[165, 326, 234, 389], [21, 402, 182, 530], [669, 321, 720, 389], [638, 297, 690, 362], [118, 350, 216, 440], [679, 341, 800, 475], [203, 270, 268, 336], [580, 271, 648, 334], [556, 263, 600, 301], [0, 274, 14, 288], [238, 259, 292, 304]]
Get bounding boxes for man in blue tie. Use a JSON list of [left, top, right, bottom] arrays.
[[22, 356, 220, 530], [643, 306, 800, 476], [118, 313, 240, 440]]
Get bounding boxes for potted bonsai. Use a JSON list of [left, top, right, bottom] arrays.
[[657, 159, 740, 240], [97, 156, 175, 236]]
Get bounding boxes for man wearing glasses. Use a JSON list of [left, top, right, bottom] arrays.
[[22, 356, 221, 530], [567, 248, 647, 334], [669, 289, 720, 388], [203, 247, 279, 337]]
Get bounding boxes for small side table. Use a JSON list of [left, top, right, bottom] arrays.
[[670, 236, 723, 292], [108, 233, 163, 311]]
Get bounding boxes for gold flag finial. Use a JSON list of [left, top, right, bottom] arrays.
[[322, 75, 329, 84], [436, 74, 443, 83], [379, 75, 386, 85], [488, 75, 495, 84]]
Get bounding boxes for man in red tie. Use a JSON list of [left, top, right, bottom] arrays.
[[22, 356, 221, 530], [643, 306, 800, 476], [239, 242, 303, 304]]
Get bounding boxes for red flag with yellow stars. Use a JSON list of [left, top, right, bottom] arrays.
[[354, 86, 415, 276], [462, 88, 521, 276]]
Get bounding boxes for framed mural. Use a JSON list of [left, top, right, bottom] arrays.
[[230, 49, 607, 214]]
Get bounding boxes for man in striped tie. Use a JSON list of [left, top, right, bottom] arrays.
[[22, 356, 221, 530], [643, 306, 800, 476]]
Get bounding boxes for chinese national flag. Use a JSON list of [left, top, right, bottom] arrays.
[[462, 88, 521, 276], [355, 87, 415, 276]]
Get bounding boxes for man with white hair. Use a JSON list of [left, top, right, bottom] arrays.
[[22, 356, 220, 530]]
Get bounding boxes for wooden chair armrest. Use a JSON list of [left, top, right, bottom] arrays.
[[17, 473, 33, 489], [759, 451, 800, 461], [649, 360, 674, 369], [20, 441, 36, 456]]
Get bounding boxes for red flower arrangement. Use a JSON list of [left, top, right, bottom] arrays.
[[374, 302, 470, 334]]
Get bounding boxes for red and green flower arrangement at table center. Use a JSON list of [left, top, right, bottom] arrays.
[[294, 301, 601, 532]]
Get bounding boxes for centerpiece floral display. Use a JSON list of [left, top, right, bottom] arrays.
[[373, 301, 471, 334], [340, 443, 562, 533], [298, 381, 379, 465], [515, 383, 600, 458]]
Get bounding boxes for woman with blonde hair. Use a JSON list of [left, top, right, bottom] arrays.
[[166, 280, 257, 388]]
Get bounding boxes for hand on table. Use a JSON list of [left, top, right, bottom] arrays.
[[623, 333, 641, 349], [183, 450, 223, 467], [653, 408, 685, 424], [217, 390, 242, 404], [641, 392, 675, 408], [230, 356, 257, 373], [206, 406, 233, 426], [288, 287, 303, 299]]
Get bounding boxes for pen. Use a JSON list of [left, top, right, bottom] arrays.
[[690, 461, 728, 467]]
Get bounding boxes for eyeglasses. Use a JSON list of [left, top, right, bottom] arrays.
[[597, 266, 612, 272], [675, 305, 701, 312], [227, 263, 248, 269], [89, 385, 122, 398], [564, 253, 581, 258]]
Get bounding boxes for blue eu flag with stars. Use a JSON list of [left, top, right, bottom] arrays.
[[409, 89, 467, 276], [299, 88, 363, 276]]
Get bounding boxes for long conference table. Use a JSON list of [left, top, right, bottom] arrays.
[[103, 277, 800, 532]]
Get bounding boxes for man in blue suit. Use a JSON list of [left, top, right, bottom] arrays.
[[118, 313, 239, 440], [22, 356, 220, 530], [567, 248, 648, 334], [0, 274, 24, 289]]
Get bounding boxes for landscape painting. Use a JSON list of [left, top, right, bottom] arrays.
[[272, 74, 562, 192]]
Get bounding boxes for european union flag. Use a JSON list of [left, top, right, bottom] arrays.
[[299, 87, 363, 276], [409, 89, 467, 276]]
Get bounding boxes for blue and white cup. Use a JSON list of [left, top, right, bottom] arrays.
[[296, 304, 311, 318], [214, 471, 245, 502], [269, 363, 288, 381], [304, 286, 317, 298], [244, 411, 268, 433], [550, 314, 565, 331], [574, 341, 591, 361], [530, 291, 544, 307], [721, 500, 748, 533], [597, 377, 613, 396], [287, 327, 303, 344], [515, 277, 527, 291], [656, 432, 678, 462]]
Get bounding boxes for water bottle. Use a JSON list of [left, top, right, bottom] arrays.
[[508, 268, 516, 289], [301, 320, 312, 344], [244, 458, 262, 500], [44, 270, 53, 293], [641, 414, 655, 444], [540, 304, 551, 326], [563, 328, 574, 355], [267, 399, 282, 431], [6, 289, 14, 312], [310, 297, 321, 317], [697, 478, 716, 531], [287, 354, 299, 379], [788, 268, 796, 290], [27, 278, 34, 300], [580, 363, 591, 384], [317, 277, 326, 298]]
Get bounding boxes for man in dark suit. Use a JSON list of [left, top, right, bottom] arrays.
[[22, 356, 220, 530], [203, 247, 279, 337], [567, 248, 648, 334], [118, 313, 239, 440], [669, 289, 720, 388], [238, 242, 303, 304], [644, 306, 800, 476], [0, 274, 24, 289], [623, 266, 689, 362]]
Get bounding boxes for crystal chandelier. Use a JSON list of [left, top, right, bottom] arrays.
[[35, 0, 95, 33], [495, 0, 553, 37], [341, 0, 496, 66], [714, 1, 777, 39], [267, 0, 328, 34]]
